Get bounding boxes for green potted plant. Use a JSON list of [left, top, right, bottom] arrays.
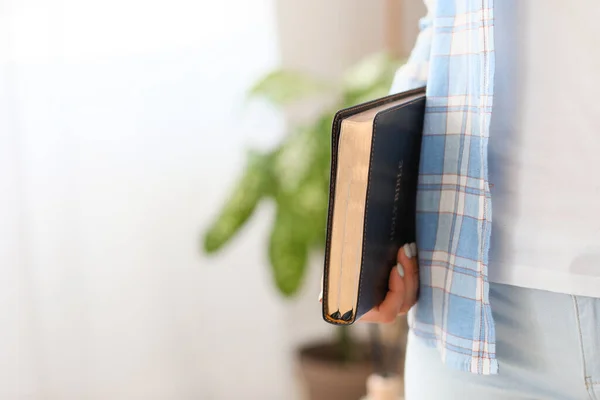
[[202, 52, 403, 400]]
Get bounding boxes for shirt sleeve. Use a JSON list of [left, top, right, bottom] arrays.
[[389, 0, 434, 92]]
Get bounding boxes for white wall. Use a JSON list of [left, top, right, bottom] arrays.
[[401, 0, 428, 56], [2, 1, 289, 398], [276, 0, 386, 77], [1, 1, 424, 399]]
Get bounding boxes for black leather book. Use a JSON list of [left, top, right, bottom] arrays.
[[322, 87, 425, 325]]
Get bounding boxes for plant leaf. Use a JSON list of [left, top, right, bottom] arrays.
[[342, 52, 401, 94], [343, 82, 396, 108], [268, 205, 308, 296], [248, 70, 333, 106], [202, 150, 274, 253], [341, 53, 404, 110]]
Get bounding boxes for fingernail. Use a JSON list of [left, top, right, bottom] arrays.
[[396, 262, 405, 277], [403, 243, 413, 259], [318, 289, 323, 302], [410, 242, 417, 257]]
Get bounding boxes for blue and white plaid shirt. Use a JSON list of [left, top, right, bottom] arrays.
[[390, 0, 498, 374]]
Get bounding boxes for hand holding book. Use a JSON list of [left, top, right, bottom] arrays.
[[320, 243, 419, 323], [360, 243, 418, 323]]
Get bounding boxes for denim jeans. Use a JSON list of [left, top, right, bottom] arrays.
[[405, 283, 600, 399]]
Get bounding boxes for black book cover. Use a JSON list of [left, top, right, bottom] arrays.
[[322, 87, 425, 325]]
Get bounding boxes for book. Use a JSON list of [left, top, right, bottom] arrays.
[[322, 87, 425, 325]]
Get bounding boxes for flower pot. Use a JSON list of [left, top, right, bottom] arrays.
[[297, 341, 373, 400]]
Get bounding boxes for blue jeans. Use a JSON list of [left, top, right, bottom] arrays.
[[405, 283, 600, 399]]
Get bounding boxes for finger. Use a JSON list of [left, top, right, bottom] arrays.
[[398, 242, 419, 314], [360, 289, 404, 323], [360, 267, 406, 323], [359, 308, 382, 323], [379, 272, 406, 321]]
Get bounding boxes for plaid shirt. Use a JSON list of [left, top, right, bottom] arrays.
[[390, 0, 498, 374]]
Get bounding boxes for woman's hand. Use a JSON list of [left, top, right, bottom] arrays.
[[319, 242, 419, 324], [360, 243, 419, 323]]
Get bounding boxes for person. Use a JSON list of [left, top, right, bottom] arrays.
[[333, 0, 600, 398]]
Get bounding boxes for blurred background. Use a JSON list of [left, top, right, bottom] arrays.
[[1, 0, 425, 399]]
